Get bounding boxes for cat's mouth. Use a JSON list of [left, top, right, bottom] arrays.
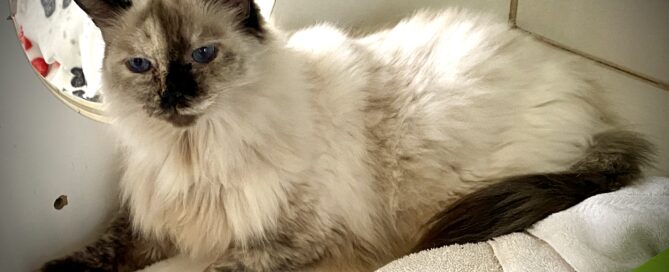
[[165, 113, 198, 127], [140, 99, 208, 128], [149, 107, 200, 128], [154, 98, 204, 128]]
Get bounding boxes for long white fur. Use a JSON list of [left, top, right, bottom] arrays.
[[104, 7, 615, 267]]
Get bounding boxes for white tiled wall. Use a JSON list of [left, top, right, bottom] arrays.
[[514, 0, 669, 175], [517, 0, 669, 85], [272, 0, 509, 32], [591, 62, 669, 176]]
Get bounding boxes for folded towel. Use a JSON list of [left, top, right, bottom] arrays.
[[488, 233, 573, 272], [377, 241, 502, 272], [137, 255, 214, 272], [379, 176, 669, 272], [528, 176, 669, 272]]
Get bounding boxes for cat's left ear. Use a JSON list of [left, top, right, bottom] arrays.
[[211, 0, 265, 39], [75, 0, 132, 39]]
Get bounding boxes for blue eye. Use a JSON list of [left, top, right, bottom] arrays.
[[126, 58, 152, 73], [192, 45, 218, 64]]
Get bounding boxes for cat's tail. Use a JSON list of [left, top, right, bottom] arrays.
[[412, 129, 654, 252]]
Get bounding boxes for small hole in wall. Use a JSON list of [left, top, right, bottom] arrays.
[[53, 195, 68, 210]]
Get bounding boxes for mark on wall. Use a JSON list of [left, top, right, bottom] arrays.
[[53, 195, 68, 210]]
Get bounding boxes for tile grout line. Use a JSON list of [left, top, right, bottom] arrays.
[[508, 1, 669, 92], [508, 0, 519, 27], [516, 28, 669, 92]]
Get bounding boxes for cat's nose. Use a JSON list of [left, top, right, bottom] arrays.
[[160, 61, 199, 109], [160, 89, 185, 109]]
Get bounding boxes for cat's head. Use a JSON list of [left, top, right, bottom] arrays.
[[75, 0, 268, 127]]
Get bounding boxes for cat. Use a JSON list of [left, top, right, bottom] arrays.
[[41, 0, 652, 271]]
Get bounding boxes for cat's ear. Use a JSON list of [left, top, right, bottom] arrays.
[[216, 0, 253, 17], [211, 0, 265, 39], [75, 0, 132, 29]]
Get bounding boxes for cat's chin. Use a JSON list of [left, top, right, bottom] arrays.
[[163, 114, 199, 128]]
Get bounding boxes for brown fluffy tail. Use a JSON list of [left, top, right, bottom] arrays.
[[412, 130, 654, 252]]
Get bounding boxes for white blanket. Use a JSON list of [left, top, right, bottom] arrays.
[[380, 176, 669, 272]]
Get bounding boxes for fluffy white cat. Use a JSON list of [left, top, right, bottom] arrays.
[[41, 1, 651, 271]]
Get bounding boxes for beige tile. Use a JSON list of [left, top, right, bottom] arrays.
[[517, 0, 669, 85], [588, 62, 669, 176], [271, 0, 510, 32]]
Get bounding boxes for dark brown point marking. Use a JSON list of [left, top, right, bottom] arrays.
[[413, 130, 654, 252]]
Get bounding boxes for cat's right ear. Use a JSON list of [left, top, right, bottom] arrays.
[[75, 0, 132, 30]]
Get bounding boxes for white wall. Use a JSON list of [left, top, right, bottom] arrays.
[[515, 0, 669, 175], [0, 3, 119, 271], [272, 0, 509, 33]]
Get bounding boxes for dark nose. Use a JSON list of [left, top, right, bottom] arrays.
[[161, 61, 199, 109], [161, 89, 184, 109]]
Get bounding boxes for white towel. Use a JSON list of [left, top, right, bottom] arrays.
[[380, 176, 669, 272], [528, 176, 669, 272], [376, 242, 502, 272], [488, 233, 574, 272], [137, 255, 214, 272]]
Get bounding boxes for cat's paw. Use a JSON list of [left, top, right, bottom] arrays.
[[40, 258, 105, 272]]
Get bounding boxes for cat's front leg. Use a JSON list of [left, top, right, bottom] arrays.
[[40, 207, 173, 272]]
